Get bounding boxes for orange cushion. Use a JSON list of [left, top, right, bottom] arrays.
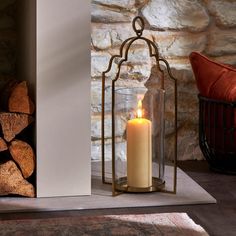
[[189, 52, 236, 102]]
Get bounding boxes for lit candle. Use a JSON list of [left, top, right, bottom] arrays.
[[126, 97, 152, 188]]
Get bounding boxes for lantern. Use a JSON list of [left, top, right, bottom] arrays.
[[101, 16, 177, 196]]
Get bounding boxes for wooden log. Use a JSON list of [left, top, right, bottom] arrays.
[[0, 160, 35, 197], [8, 81, 35, 115], [0, 137, 7, 152], [9, 140, 35, 179], [0, 113, 33, 142]]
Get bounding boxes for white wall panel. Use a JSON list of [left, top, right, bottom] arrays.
[[36, 0, 91, 197]]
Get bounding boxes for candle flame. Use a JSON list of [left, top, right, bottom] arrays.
[[137, 99, 143, 118]]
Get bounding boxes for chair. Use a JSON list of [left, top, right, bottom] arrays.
[[190, 52, 236, 174]]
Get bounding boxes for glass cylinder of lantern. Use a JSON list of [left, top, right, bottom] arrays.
[[113, 86, 165, 193]]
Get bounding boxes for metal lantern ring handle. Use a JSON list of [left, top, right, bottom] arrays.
[[132, 16, 144, 37]]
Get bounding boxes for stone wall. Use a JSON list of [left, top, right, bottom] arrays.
[[0, 0, 16, 88], [91, 0, 236, 161]]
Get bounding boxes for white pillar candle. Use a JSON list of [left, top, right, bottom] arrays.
[[126, 100, 152, 188]]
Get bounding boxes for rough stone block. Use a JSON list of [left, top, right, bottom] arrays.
[[208, 0, 236, 28], [91, 51, 112, 77], [92, 0, 136, 10], [91, 3, 134, 23], [144, 31, 207, 57], [91, 80, 112, 113], [91, 50, 152, 80], [142, 0, 209, 32], [206, 28, 236, 56], [91, 139, 126, 161], [176, 123, 203, 160], [91, 23, 133, 50], [91, 113, 127, 140]]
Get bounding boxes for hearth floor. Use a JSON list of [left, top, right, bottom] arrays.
[[0, 164, 216, 213]]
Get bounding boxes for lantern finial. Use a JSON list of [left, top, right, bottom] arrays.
[[132, 16, 145, 37]]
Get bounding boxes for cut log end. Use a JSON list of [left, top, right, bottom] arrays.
[[0, 137, 8, 152], [0, 160, 35, 197], [0, 113, 34, 142], [8, 81, 35, 115], [9, 140, 35, 179]]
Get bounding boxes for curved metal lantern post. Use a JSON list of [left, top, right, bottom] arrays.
[[101, 16, 178, 196]]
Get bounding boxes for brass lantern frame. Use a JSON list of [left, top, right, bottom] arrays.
[[101, 16, 177, 196]]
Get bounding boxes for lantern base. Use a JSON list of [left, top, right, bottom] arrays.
[[115, 177, 165, 193]]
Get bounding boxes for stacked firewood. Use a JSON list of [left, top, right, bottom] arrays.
[[0, 81, 35, 197]]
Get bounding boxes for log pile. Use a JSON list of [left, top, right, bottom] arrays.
[[0, 81, 35, 197]]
